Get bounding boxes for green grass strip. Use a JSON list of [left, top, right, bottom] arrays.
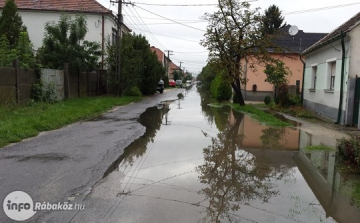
[[304, 145, 334, 151], [0, 96, 142, 148], [230, 104, 291, 127]]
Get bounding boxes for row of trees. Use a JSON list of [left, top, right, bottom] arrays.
[[0, 0, 166, 97], [200, 0, 289, 106]]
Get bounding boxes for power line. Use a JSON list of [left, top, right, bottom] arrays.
[[131, 0, 258, 7], [284, 2, 360, 15], [126, 21, 207, 25], [130, 3, 217, 7], [130, 5, 168, 49], [123, 14, 205, 22], [133, 4, 206, 32], [123, 7, 167, 50], [130, 27, 200, 42]]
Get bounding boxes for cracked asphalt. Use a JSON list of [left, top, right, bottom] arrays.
[[0, 88, 184, 223]]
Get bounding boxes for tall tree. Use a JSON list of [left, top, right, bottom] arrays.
[[0, 0, 26, 48], [261, 5, 285, 36], [105, 33, 164, 95], [201, 0, 281, 106], [38, 14, 101, 71]]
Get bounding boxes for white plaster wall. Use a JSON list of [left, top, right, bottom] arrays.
[[304, 40, 350, 110], [348, 23, 360, 78], [17, 11, 116, 51]]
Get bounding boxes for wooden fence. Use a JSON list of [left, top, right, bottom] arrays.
[[0, 61, 106, 104]]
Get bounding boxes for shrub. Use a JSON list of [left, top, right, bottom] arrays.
[[210, 75, 231, 101], [264, 95, 271, 105], [123, 86, 142, 96], [288, 94, 301, 106], [31, 81, 57, 103], [336, 137, 360, 173]]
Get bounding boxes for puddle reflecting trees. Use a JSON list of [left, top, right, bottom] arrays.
[[196, 110, 283, 222]]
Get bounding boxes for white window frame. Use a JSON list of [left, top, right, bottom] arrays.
[[311, 64, 317, 89], [326, 59, 336, 90]]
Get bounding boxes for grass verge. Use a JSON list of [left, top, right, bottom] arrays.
[[304, 145, 334, 151], [231, 104, 291, 126], [209, 102, 291, 127], [0, 96, 142, 148]]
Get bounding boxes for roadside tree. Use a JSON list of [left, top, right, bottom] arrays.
[[201, 0, 285, 106]]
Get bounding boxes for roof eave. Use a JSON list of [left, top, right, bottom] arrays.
[[302, 33, 343, 55], [0, 7, 112, 15]]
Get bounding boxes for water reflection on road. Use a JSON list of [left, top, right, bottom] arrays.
[[75, 87, 360, 223]]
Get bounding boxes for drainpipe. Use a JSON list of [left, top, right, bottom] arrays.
[[101, 15, 105, 71], [300, 54, 305, 104], [335, 31, 346, 124]]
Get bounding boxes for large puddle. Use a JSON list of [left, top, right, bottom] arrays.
[[103, 87, 360, 223]]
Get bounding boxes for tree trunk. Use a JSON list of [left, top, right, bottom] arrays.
[[231, 78, 245, 106]]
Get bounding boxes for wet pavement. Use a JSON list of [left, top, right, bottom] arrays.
[[2, 86, 360, 223], [64, 87, 360, 223]]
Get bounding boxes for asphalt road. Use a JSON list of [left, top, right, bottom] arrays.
[[0, 89, 184, 223]]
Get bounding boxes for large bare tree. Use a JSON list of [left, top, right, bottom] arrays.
[[201, 0, 282, 105]]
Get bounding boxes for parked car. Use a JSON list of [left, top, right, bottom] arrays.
[[169, 79, 176, 87], [175, 80, 183, 88], [157, 79, 164, 93], [185, 80, 192, 87]]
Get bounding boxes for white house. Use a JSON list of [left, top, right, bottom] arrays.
[[302, 12, 360, 126], [0, 0, 131, 69]]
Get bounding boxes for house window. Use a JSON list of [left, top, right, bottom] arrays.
[[311, 66, 317, 89], [296, 80, 300, 94], [327, 61, 336, 90], [111, 28, 117, 45], [252, 84, 257, 92]]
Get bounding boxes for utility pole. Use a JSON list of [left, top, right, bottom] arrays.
[[117, 0, 122, 96], [110, 0, 130, 96], [165, 50, 173, 79]]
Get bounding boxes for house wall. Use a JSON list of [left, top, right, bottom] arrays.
[[16, 11, 116, 51], [241, 53, 303, 101], [348, 24, 360, 78], [303, 40, 350, 122]]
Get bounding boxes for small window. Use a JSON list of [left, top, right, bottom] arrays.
[[328, 61, 336, 89], [111, 28, 117, 46], [296, 80, 300, 94], [311, 66, 317, 89], [252, 84, 257, 92]]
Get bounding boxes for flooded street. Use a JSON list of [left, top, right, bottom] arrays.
[[72, 87, 360, 223]]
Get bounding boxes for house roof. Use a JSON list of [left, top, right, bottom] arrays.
[[272, 25, 327, 53], [150, 46, 165, 64], [303, 12, 360, 54], [170, 62, 181, 71], [0, 0, 111, 14]]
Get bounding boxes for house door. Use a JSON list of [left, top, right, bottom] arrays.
[[353, 77, 360, 125]]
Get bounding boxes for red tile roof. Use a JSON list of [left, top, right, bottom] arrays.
[[303, 12, 360, 54], [0, 0, 111, 14], [150, 46, 164, 64], [170, 61, 180, 71]]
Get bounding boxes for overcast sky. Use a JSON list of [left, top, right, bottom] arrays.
[[98, 0, 360, 74]]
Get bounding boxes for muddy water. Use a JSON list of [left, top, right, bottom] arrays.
[[98, 87, 360, 223]]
